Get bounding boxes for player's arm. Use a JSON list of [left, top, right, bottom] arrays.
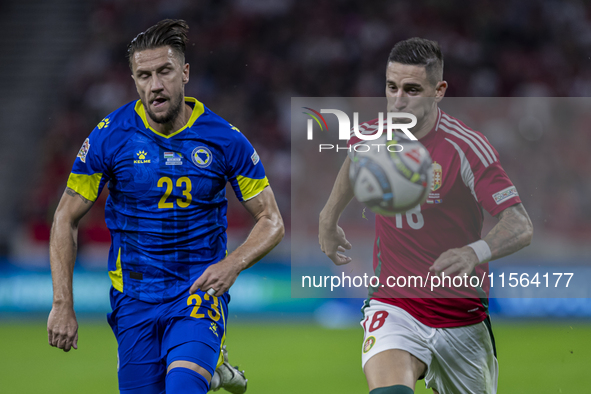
[[318, 156, 356, 265], [47, 187, 95, 352], [190, 186, 284, 295], [483, 203, 533, 260], [430, 203, 533, 276]]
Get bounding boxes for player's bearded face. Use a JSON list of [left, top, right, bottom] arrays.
[[145, 91, 183, 124], [132, 47, 188, 125]]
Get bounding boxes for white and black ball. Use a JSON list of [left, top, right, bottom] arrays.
[[349, 133, 433, 215]]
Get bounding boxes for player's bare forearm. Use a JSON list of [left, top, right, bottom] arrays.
[[430, 203, 533, 276], [319, 156, 355, 265], [228, 186, 284, 271], [49, 217, 77, 307], [48, 187, 94, 351], [484, 203, 533, 260], [50, 188, 93, 305], [319, 156, 355, 226], [190, 187, 284, 295]]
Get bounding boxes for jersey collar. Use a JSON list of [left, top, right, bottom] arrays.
[[418, 107, 441, 146], [134, 97, 205, 139]]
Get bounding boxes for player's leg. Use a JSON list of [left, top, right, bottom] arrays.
[[361, 301, 433, 394], [364, 349, 426, 393], [106, 288, 166, 393], [164, 332, 220, 394], [165, 345, 248, 393], [166, 367, 208, 392], [424, 317, 498, 394], [162, 290, 229, 394], [166, 351, 211, 394]]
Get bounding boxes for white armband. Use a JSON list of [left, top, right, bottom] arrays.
[[467, 240, 492, 264]]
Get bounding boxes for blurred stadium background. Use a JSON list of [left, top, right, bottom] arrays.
[[0, 0, 590, 392]]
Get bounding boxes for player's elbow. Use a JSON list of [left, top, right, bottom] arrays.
[[266, 208, 285, 250], [514, 203, 533, 248], [258, 208, 284, 248], [520, 216, 534, 248], [274, 214, 285, 244], [524, 222, 533, 247], [52, 208, 78, 231]]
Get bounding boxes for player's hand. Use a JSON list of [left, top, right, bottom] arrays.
[[190, 259, 241, 296], [47, 304, 78, 352], [429, 246, 479, 277], [319, 223, 352, 266]]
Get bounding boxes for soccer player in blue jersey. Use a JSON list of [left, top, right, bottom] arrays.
[[47, 20, 284, 394]]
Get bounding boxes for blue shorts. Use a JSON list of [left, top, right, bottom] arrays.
[[107, 287, 229, 392]]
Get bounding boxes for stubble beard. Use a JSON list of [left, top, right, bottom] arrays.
[[146, 93, 184, 125]]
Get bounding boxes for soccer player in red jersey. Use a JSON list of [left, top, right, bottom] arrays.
[[319, 38, 533, 394]]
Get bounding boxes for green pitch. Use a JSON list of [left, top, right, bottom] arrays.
[[0, 320, 589, 393]]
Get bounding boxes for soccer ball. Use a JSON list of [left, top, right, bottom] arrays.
[[349, 133, 433, 215]]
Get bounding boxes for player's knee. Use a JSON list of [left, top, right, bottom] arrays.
[[167, 360, 212, 382], [370, 385, 414, 394], [166, 365, 209, 394]]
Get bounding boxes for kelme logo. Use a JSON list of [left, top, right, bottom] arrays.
[[134, 150, 150, 164]]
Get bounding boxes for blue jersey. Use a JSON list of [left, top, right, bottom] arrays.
[[68, 97, 269, 302]]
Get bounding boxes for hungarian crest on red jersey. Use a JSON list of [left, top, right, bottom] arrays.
[[431, 162, 442, 191]]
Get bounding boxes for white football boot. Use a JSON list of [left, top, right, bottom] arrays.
[[210, 346, 247, 394]]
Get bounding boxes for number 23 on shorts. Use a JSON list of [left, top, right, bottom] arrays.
[[187, 293, 221, 322]]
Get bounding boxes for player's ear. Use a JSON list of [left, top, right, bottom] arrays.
[[182, 63, 190, 84], [434, 80, 447, 103]]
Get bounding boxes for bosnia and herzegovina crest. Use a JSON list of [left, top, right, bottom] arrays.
[[431, 162, 442, 191]]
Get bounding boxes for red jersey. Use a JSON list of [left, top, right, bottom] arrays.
[[348, 109, 521, 328]]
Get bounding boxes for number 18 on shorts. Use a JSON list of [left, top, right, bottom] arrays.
[[361, 300, 498, 394]]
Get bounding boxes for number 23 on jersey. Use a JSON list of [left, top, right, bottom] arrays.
[[157, 176, 192, 208]]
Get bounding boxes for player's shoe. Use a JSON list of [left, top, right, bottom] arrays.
[[211, 346, 247, 393]]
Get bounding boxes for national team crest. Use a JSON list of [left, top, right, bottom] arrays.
[[431, 162, 442, 191], [363, 336, 376, 353], [192, 146, 213, 168], [77, 138, 90, 163]]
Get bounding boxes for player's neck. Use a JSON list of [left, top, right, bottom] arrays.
[[148, 103, 193, 136], [412, 107, 439, 140]]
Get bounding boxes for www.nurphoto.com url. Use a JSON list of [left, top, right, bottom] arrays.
[[301, 272, 575, 292]]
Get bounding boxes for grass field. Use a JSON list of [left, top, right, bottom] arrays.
[[0, 320, 589, 393]]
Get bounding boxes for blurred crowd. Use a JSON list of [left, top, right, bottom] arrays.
[[21, 0, 591, 259]]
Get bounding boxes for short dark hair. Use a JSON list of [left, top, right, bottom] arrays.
[[387, 38, 443, 86], [127, 19, 189, 69]]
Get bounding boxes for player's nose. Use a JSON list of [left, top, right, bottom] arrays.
[[391, 93, 408, 110], [150, 75, 164, 92]]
